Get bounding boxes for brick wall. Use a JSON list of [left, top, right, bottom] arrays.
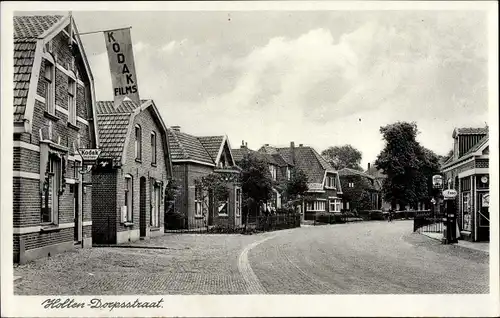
[[13, 227, 74, 252], [91, 171, 117, 244], [116, 108, 170, 234], [13, 28, 96, 259]]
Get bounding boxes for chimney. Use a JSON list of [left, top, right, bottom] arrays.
[[241, 140, 246, 149], [245, 142, 248, 147], [290, 141, 296, 164], [299, 144, 303, 147], [171, 126, 181, 132], [265, 144, 269, 146], [367, 162, 371, 171]]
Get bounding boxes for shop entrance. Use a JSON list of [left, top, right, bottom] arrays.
[[477, 191, 489, 241]]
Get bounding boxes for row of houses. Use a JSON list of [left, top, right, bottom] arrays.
[[12, 14, 346, 263]]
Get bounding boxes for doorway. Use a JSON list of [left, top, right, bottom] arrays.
[[140, 177, 147, 238], [73, 184, 81, 242]]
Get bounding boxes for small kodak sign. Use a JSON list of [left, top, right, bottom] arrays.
[[78, 148, 102, 162]]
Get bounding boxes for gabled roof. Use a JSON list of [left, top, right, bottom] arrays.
[[13, 14, 98, 147], [338, 167, 375, 180], [198, 136, 225, 162], [366, 162, 386, 179], [95, 100, 173, 175], [442, 133, 489, 170], [96, 113, 131, 165], [13, 15, 64, 122], [452, 127, 488, 138], [167, 129, 235, 167], [260, 145, 336, 187], [232, 147, 279, 166]]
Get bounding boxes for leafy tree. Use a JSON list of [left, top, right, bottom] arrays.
[[321, 145, 363, 170], [283, 168, 309, 208], [164, 178, 181, 214], [375, 122, 440, 209], [340, 175, 372, 211], [194, 173, 238, 227], [238, 153, 274, 221]]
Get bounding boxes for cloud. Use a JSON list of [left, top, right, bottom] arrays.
[[84, 11, 488, 167]]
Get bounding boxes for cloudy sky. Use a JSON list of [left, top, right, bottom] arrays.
[[21, 9, 489, 168]]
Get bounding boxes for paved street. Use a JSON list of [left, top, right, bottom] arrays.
[[14, 221, 488, 295]]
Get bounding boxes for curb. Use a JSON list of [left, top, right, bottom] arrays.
[[418, 233, 489, 254], [92, 244, 189, 250]]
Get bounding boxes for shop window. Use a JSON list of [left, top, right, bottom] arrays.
[[462, 192, 472, 231]]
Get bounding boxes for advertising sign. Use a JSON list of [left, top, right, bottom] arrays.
[[442, 189, 458, 199], [78, 148, 101, 163], [104, 28, 141, 108], [432, 175, 443, 189], [482, 193, 489, 207]]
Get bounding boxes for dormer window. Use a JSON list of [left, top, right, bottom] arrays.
[[326, 175, 337, 188]]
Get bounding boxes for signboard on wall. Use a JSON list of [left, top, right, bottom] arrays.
[[482, 193, 490, 207], [442, 189, 458, 199], [432, 175, 443, 189]]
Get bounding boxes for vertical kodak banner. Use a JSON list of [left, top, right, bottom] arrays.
[[104, 28, 140, 108]]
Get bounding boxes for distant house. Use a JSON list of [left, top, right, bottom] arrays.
[[441, 127, 489, 242], [338, 168, 381, 211], [167, 126, 242, 229], [259, 142, 342, 220], [12, 15, 99, 263], [232, 141, 293, 211], [365, 162, 392, 211], [92, 100, 173, 244]]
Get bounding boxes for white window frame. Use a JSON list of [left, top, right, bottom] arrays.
[[235, 187, 242, 217], [41, 155, 61, 224], [286, 167, 291, 180], [44, 57, 56, 115], [329, 198, 341, 212], [194, 185, 203, 217], [124, 175, 133, 222], [307, 200, 326, 212], [151, 131, 157, 165], [151, 182, 161, 227], [67, 77, 77, 125], [218, 190, 229, 216], [269, 165, 277, 180], [135, 125, 142, 161]]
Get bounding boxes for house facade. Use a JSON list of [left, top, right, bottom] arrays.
[[13, 15, 99, 263], [365, 162, 394, 211], [232, 141, 293, 211], [167, 127, 242, 229], [259, 142, 342, 220], [441, 127, 489, 242], [91, 100, 173, 244], [338, 168, 381, 211]]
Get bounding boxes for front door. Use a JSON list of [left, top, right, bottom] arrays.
[[477, 191, 489, 241], [139, 177, 147, 238]]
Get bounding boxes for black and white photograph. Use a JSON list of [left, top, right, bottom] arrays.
[[1, 1, 498, 317]]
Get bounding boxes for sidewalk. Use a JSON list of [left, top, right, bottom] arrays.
[[421, 231, 489, 254]]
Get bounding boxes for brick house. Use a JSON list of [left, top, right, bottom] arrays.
[[232, 141, 293, 210], [258, 142, 342, 220], [365, 162, 393, 211], [12, 15, 99, 263], [441, 127, 489, 242], [338, 168, 381, 211], [92, 100, 173, 244], [166, 126, 242, 229]]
